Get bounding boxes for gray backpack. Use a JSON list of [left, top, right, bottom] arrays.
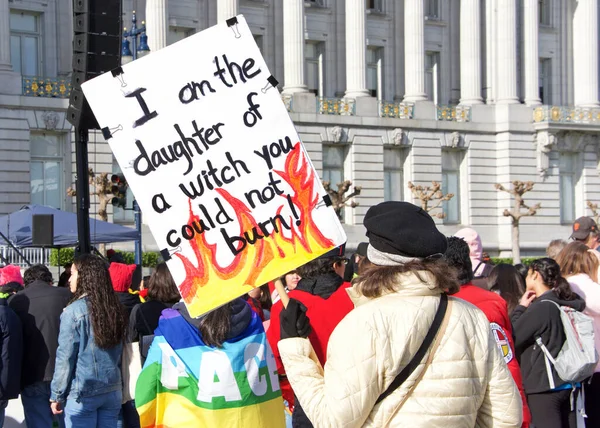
[[535, 300, 598, 388]]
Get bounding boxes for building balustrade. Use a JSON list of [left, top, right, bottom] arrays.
[[318, 97, 356, 116], [379, 101, 414, 119], [437, 105, 472, 122], [533, 105, 600, 124], [22, 76, 71, 98]]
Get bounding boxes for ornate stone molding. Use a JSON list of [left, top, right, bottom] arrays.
[[384, 128, 409, 146], [41, 112, 60, 130], [535, 131, 557, 178], [441, 132, 468, 149], [557, 131, 595, 153], [326, 126, 347, 144]]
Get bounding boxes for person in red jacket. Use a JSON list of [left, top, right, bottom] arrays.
[[266, 244, 354, 428], [445, 237, 531, 428]]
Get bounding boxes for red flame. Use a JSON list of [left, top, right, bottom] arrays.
[[175, 142, 335, 305]]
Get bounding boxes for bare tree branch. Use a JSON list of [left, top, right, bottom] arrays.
[[323, 179, 362, 222], [408, 181, 454, 219]]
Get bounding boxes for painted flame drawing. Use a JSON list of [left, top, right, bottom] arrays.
[[174, 143, 336, 317]]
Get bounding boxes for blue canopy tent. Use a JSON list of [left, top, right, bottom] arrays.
[[0, 204, 139, 248]]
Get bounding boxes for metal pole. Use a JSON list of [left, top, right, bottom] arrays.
[[0, 230, 31, 266], [133, 200, 142, 266], [74, 126, 92, 256]]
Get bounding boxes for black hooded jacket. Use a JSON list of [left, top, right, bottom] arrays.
[[511, 290, 586, 394]]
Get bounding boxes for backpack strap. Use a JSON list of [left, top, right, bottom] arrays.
[[375, 293, 449, 405], [536, 299, 563, 390]]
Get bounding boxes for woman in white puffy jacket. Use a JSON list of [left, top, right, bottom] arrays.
[[278, 202, 522, 428], [556, 241, 600, 428]]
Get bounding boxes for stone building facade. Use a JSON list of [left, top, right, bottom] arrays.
[[1, 0, 600, 255]]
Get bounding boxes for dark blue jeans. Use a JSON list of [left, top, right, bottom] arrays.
[[21, 381, 65, 428]]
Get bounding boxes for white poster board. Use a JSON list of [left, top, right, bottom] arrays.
[[81, 16, 346, 317]]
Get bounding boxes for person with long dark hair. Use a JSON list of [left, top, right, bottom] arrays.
[[488, 263, 526, 315], [129, 263, 181, 342], [556, 242, 600, 427], [49, 254, 127, 428], [135, 297, 285, 427], [512, 258, 585, 428]]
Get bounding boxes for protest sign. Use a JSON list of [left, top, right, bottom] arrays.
[[81, 16, 346, 317]]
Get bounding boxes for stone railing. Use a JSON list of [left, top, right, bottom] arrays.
[[22, 76, 71, 98], [379, 101, 414, 119], [318, 97, 356, 116], [437, 105, 472, 122], [533, 105, 600, 124]]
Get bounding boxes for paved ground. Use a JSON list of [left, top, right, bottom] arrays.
[[5, 400, 25, 427]]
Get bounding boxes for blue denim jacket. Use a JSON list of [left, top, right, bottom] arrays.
[[50, 297, 122, 403]]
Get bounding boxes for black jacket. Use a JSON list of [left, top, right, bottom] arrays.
[[117, 292, 142, 317], [129, 300, 175, 342], [0, 300, 22, 399], [8, 280, 71, 388], [511, 290, 586, 394]]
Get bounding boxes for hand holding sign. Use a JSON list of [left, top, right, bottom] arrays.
[[81, 16, 346, 317]]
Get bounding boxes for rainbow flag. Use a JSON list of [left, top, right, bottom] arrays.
[[135, 307, 285, 428]]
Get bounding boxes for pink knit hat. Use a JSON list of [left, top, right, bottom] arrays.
[[108, 262, 136, 292], [0, 265, 23, 286]]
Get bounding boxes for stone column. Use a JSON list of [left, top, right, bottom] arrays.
[[573, 0, 599, 107], [0, 0, 13, 71], [460, 0, 483, 104], [345, 0, 369, 98], [523, 0, 541, 105], [217, 0, 239, 24], [496, 0, 519, 103], [404, 0, 427, 102], [282, 0, 307, 94], [146, 0, 168, 52], [0, 0, 20, 94]]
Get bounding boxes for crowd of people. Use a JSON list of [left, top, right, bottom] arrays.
[[0, 203, 600, 427]]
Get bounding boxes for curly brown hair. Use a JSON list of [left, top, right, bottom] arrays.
[[147, 263, 181, 304], [354, 257, 460, 297], [72, 254, 127, 349]]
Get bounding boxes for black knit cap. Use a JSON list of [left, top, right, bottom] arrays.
[[363, 201, 447, 258]]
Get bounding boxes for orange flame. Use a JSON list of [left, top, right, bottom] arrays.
[[174, 143, 336, 316]]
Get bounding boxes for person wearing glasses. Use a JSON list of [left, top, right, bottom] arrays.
[[266, 245, 354, 428]]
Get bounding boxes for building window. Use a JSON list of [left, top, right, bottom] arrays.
[[112, 159, 135, 223], [253, 34, 264, 54], [307, 0, 326, 7], [425, 0, 440, 19], [367, 47, 383, 99], [426, 51, 440, 104], [10, 11, 41, 76], [322, 145, 346, 220], [560, 152, 577, 224], [366, 0, 383, 12], [306, 41, 324, 96], [384, 147, 406, 202], [322, 145, 345, 186], [441, 150, 462, 224], [539, 0, 551, 26], [168, 27, 194, 45], [539, 58, 552, 104], [30, 134, 63, 209]]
